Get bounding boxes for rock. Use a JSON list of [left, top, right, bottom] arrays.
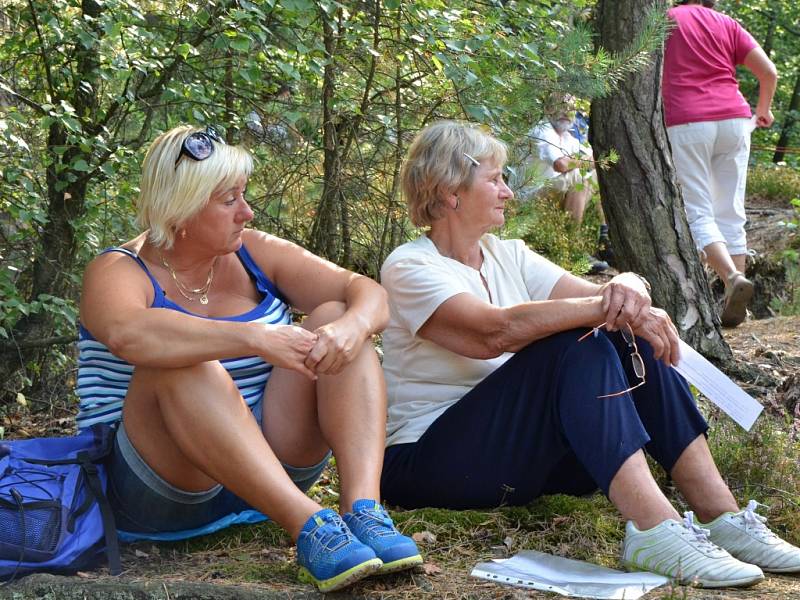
[[0, 573, 348, 600]]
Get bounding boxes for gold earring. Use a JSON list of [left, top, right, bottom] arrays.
[[454, 197, 460, 210]]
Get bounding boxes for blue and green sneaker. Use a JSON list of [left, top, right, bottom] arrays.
[[343, 499, 423, 574], [296, 508, 382, 592]]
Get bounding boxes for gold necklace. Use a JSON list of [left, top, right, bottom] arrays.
[[159, 253, 218, 305]]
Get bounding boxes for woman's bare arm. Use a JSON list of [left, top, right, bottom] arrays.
[[80, 251, 319, 377]]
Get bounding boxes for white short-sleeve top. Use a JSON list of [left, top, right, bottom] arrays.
[[380, 233, 566, 446], [530, 121, 582, 180]]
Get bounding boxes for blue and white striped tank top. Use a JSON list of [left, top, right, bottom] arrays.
[[75, 245, 292, 430]]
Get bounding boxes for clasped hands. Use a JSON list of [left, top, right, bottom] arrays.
[[266, 317, 369, 380], [600, 273, 681, 366]]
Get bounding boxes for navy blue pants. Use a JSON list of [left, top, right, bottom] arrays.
[[381, 329, 708, 509]]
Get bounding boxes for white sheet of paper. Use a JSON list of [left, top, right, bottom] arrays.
[[471, 550, 668, 599], [673, 339, 763, 430]]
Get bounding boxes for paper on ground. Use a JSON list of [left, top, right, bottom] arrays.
[[673, 339, 763, 431], [471, 550, 668, 599]]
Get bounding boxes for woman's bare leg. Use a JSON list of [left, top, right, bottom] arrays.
[[608, 450, 680, 530], [731, 253, 747, 274], [262, 301, 386, 514], [669, 434, 739, 522], [703, 241, 738, 282], [562, 186, 591, 223], [123, 361, 320, 539], [608, 435, 739, 529]]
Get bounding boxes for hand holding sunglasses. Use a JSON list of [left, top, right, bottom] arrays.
[[578, 322, 646, 398]]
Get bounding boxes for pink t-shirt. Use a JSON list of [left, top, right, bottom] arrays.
[[662, 5, 758, 127]]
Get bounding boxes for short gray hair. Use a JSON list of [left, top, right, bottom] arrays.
[[402, 121, 507, 227]]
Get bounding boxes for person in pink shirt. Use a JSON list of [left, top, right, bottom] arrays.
[[663, 0, 777, 327]]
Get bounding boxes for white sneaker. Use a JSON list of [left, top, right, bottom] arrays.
[[702, 500, 800, 573], [622, 512, 764, 588]]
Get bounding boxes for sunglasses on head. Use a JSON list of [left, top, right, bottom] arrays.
[[174, 126, 224, 168]]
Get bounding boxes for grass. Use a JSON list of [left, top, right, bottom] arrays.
[[705, 406, 800, 539], [115, 407, 799, 598], [746, 163, 800, 206]]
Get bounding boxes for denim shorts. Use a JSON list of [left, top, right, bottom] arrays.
[[106, 420, 330, 534]]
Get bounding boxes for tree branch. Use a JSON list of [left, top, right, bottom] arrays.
[[25, 0, 57, 101], [0, 76, 47, 114], [0, 335, 77, 353]]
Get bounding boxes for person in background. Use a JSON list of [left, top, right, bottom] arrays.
[[77, 125, 421, 592], [570, 108, 614, 266], [569, 110, 589, 145], [663, 0, 778, 327], [526, 98, 611, 272], [379, 120, 800, 589]]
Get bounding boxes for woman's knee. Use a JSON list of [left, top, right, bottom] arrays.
[[551, 327, 618, 363], [129, 361, 236, 408], [300, 301, 347, 330]]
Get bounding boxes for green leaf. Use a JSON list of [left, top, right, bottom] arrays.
[[61, 116, 82, 133], [77, 29, 96, 50], [71, 159, 90, 172], [176, 43, 193, 59], [230, 35, 251, 52]]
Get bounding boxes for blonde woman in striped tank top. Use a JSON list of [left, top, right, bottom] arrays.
[[77, 125, 421, 592]]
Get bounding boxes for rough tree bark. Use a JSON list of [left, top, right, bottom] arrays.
[[591, 0, 732, 361], [310, 5, 343, 263], [773, 70, 800, 164]]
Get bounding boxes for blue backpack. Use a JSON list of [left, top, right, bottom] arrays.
[[0, 424, 121, 581]]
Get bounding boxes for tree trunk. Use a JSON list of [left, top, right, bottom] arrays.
[[761, 9, 777, 59], [591, 0, 732, 361], [0, 0, 104, 398], [310, 6, 341, 262], [773, 69, 800, 164]]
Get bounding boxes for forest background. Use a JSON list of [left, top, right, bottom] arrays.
[[2, 1, 800, 597], [1, 0, 799, 403]]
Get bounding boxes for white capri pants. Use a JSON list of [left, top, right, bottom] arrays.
[[667, 117, 752, 256]]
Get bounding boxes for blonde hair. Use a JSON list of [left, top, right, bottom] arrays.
[[136, 125, 254, 248], [402, 121, 507, 227]]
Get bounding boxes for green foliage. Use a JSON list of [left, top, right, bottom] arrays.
[[707, 410, 800, 539], [0, 0, 677, 402], [720, 0, 800, 168], [503, 193, 602, 275], [746, 163, 800, 204], [771, 198, 800, 315]]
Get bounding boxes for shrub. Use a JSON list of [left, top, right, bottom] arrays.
[[770, 198, 800, 315], [746, 163, 800, 205], [503, 192, 602, 275]]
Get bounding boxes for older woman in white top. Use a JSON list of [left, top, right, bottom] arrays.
[[379, 121, 800, 588]]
